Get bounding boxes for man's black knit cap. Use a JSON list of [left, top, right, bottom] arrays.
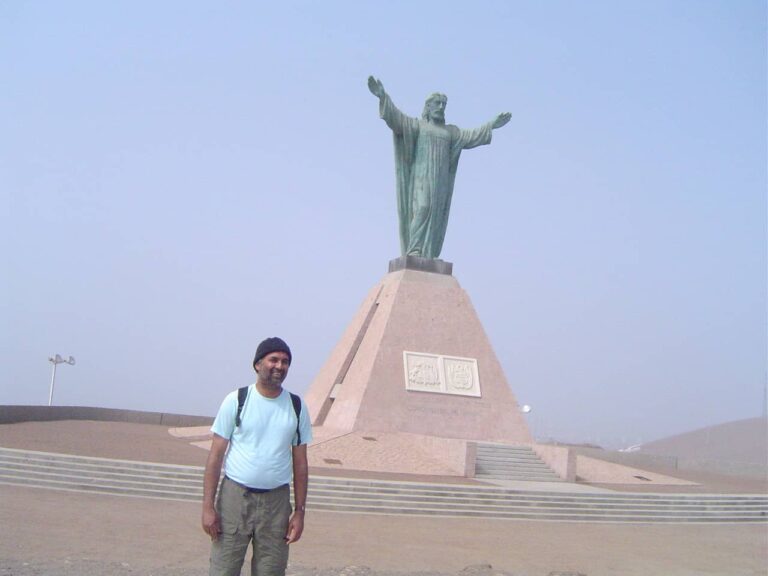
[[253, 337, 292, 367]]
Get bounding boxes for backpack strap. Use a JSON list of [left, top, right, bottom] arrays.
[[235, 386, 249, 428], [235, 387, 302, 445], [289, 392, 302, 445]]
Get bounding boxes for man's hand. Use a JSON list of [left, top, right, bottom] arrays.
[[492, 112, 511, 129], [368, 76, 385, 99], [202, 506, 221, 541], [201, 434, 228, 542], [285, 510, 305, 544]]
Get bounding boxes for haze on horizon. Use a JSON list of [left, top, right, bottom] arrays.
[[2, 1, 765, 449]]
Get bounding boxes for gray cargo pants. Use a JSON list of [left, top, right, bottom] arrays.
[[209, 477, 291, 576]]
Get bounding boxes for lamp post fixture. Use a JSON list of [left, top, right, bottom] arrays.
[[48, 354, 75, 406], [519, 404, 534, 440]]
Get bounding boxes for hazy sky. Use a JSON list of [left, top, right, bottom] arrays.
[[2, 1, 765, 448]]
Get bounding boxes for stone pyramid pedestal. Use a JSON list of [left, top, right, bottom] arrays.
[[305, 257, 533, 477]]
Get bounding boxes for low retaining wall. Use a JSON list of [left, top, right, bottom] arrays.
[[531, 443, 576, 481], [0, 405, 214, 428]]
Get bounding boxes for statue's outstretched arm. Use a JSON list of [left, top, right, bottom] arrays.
[[492, 112, 511, 130], [368, 76, 386, 100], [458, 112, 509, 150], [369, 76, 412, 135]]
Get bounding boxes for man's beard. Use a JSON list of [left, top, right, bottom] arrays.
[[262, 370, 285, 388]]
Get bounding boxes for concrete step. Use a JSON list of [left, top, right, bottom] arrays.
[[475, 463, 560, 471], [475, 442, 564, 482], [0, 468, 203, 493], [2, 472, 765, 522], [475, 455, 552, 464], [1, 447, 766, 523], [476, 463, 557, 473], [306, 487, 768, 513], [312, 479, 766, 510], [476, 445, 541, 454], [475, 474, 564, 482], [2, 474, 764, 523], [476, 448, 542, 454], [0, 459, 203, 486], [0, 451, 203, 478], [475, 468, 561, 475], [6, 446, 763, 504]]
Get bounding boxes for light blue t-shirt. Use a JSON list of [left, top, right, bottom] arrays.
[[211, 385, 313, 489]]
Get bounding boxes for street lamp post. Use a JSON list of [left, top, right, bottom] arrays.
[[48, 354, 75, 406]]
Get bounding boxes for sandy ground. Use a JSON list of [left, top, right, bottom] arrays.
[[1, 484, 766, 576], [1, 420, 767, 575]]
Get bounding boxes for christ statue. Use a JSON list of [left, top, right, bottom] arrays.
[[368, 76, 511, 260]]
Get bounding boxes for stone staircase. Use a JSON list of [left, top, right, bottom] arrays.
[[474, 443, 562, 482], [1, 446, 766, 523]]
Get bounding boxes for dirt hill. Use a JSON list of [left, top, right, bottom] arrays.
[[637, 416, 767, 464]]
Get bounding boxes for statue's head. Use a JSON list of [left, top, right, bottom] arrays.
[[422, 93, 447, 124]]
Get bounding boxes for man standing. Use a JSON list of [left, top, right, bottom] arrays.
[[202, 337, 312, 576], [368, 76, 511, 259]]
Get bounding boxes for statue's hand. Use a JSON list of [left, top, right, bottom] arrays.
[[367, 76, 385, 99], [492, 112, 511, 129]]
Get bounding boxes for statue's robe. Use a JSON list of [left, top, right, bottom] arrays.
[[379, 93, 494, 259]]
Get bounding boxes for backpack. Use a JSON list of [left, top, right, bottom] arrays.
[[235, 386, 303, 445]]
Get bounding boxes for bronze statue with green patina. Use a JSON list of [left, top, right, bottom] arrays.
[[368, 76, 511, 260]]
